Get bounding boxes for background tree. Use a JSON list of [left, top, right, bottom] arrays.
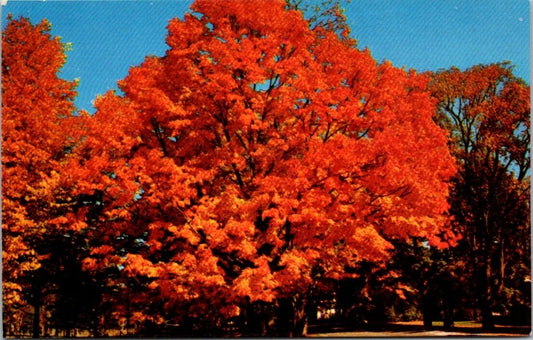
[[429, 62, 530, 329], [387, 238, 471, 329], [285, 0, 351, 39], [1, 16, 94, 337], [73, 0, 456, 336]]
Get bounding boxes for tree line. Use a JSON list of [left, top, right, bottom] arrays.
[[2, 0, 530, 337]]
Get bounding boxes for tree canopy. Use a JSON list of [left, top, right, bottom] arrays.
[[2, 1, 529, 337], [2, 15, 82, 337], [429, 62, 530, 329], [69, 0, 456, 334]]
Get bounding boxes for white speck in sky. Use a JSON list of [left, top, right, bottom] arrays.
[[518, 17, 524, 22]]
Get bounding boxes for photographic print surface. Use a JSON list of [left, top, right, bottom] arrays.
[[2, 0, 530, 337]]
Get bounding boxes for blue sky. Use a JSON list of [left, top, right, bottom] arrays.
[[2, 0, 530, 113]]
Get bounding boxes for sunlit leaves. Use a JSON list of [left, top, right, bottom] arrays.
[[2, 2, 460, 333], [69, 0, 458, 327], [2, 16, 81, 335]]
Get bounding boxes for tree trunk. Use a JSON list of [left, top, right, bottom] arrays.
[[422, 304, 433, 329], [478, 257, 495, 330], [481, 302, 494, 330], [92, 313, 100, 338], [422, 289, 434, 330], [242, 301, 274, 336], [293, 298, 309, 337], [32, 301, 41, 338], [497, 238, 506, 295], [31, 281, 43, 339], [278, 295, 309, 337], [443, 302, 454, 329], [306, 295, 318, 325]]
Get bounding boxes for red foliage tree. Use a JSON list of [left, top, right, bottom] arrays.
[[2, 16, 81, 337], [72, 0, 456, 335]]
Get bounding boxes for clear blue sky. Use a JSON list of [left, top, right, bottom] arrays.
[[2, 0, 530, 113]]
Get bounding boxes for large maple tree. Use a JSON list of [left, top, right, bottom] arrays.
[[71, 0, 457, 335], [1, 16, 87, 337]]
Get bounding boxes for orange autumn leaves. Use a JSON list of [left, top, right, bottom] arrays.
[[3, 0, 457, 324], [2, 16, 79, 317], [74, 0, 456, 313]]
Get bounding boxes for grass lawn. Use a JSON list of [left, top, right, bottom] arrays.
[[307, 320, 531, 337]]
